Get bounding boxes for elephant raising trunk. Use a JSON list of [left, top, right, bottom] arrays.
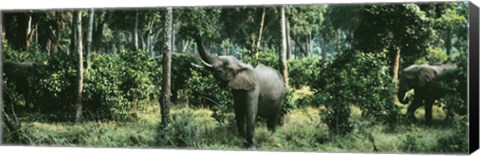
[[397, 64, 457, 124], [194, 36, 285, 149]]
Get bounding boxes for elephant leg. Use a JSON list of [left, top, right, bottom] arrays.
[[267, 115, 278, 133], [424, 98, 434, 125], [244, 95, 258, 149], [233, 97, 246, 138], [407, 99, 422, 122]]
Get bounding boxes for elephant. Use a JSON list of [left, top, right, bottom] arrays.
[[193, 36, 285, 149], [3, 60, 35, 110], [397, 64, 457, 124]]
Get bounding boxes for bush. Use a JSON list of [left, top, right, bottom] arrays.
[[83, 54, 129, 121], [155, 108, 220, 147], [288, 56, 324, 89], [437, 51, 467, 118], [33, 52, 78, 120], [185, 69, 232, 123], [313, 51, 401, 135], [118, 50, 157, 107], [434, 119, 468, 153]]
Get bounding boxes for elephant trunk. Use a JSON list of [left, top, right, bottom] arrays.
[[193, 35, 214, 67]]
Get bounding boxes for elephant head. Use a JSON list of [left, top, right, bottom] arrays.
[[194, 36, 256, 91], [397, 65, 436, 104]]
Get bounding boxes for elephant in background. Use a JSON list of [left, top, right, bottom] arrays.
[[193, 36, 285, 149], [3, 60, 35, 110], [397, 64, 457, 124]]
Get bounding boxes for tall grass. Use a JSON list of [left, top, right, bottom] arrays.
[[3, 102, 468, 154]]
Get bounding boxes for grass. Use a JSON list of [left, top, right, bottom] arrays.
[[2, 90, 468, 153]]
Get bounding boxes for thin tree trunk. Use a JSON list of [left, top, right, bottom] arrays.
[[134, 11, 139, 50], [75, 10, 84, 123], [286, 20, 292, 60], [87, 8, 94, 67], [93, 11, 105, 53], [392, 47, 400, 81], [445, 28, 452, 56], [322, 35, 327, 60], [309, 33, 313, 56], [294, 38, 307, 59], [26, 12, 33, 47], [256, 7, 266, 52], [161, 7, 173, 127], [280, 6, 289, 88], [181, 40, 190, 53]]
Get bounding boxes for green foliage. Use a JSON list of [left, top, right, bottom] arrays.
[[83, 54, 129, 121], [33, 52, 78, 120], [83, 50, 158, 121], [314, 51, 401, 135], [118, 50, 157, 105], [434, 119, 468, 153], [155, 108, 221, 147], [288, 56, 324, 89], [437, 51, 467, 118], [185, 69, 232, 123]]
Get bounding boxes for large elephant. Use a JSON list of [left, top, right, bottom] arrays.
[[3, 60, 35, 110], [397, 64, 457, 124], [193, 36, 285, 149]]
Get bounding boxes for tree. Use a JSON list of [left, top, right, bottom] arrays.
[[74, 10, 84, 123], [161, 7, 173, 127], [352, 4, 436, 80], [280, 6, 289, 88], [86, 8, 94, 66]]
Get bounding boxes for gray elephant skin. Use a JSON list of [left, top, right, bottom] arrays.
[[3, 60, 35, 110], [193, 36, 285, 149], [397, 64, 457, 124]]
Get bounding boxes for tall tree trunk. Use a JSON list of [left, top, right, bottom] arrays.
[[74, 10, 84, 123], [93, 11, 105, 53], [256, 7, 266, 52], [294, 38, 307, 59], [286, 20, 292, 60], [86, 8, 94, 67], [392, 47, 400, 81], [445, 28, 452, 56], [70, 11, 77, 55], [134, 11, 139, 50], [26, 12, 33, 47], [161, 7, 173, 127], [309, 33, 313, 56], [280, 6, 289, 88], [146, 20, 154, 57], [322, 35, 327, 60]]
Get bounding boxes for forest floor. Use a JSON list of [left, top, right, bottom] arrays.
[[3, 100, 468, 154], [1, 86, 468, 154]]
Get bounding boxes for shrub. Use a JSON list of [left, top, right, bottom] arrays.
[[288, 56, 324, 89], [185, 69, 232, 123], [83, 54, 129, 121], [313, 51, 401, 135], [155, 108, 219, 147], [437, 51, 467, 118], [118, 50, 157, 107], [434, 119, 468, 153], [33, 52, 78, 120]]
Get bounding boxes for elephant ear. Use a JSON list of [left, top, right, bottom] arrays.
[[227, 68, 256, 91], [417, 66, 436, 87]]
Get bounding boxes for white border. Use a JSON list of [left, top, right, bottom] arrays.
[[0, 0, 464, 10], [0, 0, 477, 156]]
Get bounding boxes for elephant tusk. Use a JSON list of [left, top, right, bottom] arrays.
[[201, 59, 214, 68]]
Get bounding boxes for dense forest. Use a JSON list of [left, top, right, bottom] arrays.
[[1, 2, 469, 153]]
